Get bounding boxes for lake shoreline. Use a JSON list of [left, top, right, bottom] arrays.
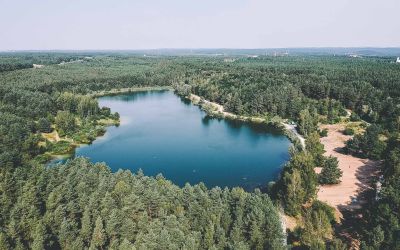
[[45, 86, 168, 165], [186, 93, 305, 149], [91, 86, 304, 150], [56, 90, 291, 189], [46, 88, 298, 189], [89, 86, 173, 98], [44, 117, 119, 166], [92, 86, 304, 150]]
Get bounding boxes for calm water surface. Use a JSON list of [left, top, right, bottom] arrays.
[[75, 90, 291, 190]]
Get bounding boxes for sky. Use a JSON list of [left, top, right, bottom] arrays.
[[0, 0, 399, 50]]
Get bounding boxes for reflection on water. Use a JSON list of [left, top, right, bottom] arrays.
[[59, 90, 291, 191]]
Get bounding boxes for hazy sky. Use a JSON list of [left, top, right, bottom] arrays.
[[0, 0, 399, 50]]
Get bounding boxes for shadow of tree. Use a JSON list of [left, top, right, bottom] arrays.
[[335, 159, 381, 249]]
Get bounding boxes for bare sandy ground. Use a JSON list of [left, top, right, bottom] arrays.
[[42, 130, 60, 142], [190, 94, 244, 119], [282, 123, 306, 148], [317, 124, 380, 218], [283, 214, 298, 231]]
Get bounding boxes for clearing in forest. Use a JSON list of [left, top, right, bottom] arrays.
[[317, 123, 380, 219]]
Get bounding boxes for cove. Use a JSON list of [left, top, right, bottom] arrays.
[[75, 90, 291, 190]]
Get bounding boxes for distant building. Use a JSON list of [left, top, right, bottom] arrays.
[[33, 64, 44, 69], [273, 51, 289, 57], [224, 58, 236, 63], [396, 57, 400, 63]]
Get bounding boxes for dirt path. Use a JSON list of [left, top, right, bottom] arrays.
[[317, 124, 380, 218], [190, 94, 247, 119], [282, 123, 306, 148]]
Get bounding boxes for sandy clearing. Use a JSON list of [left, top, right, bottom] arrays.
[[41, 130, 60, 142], [317, 124, 380, 218], [283, 214, 298, 231]]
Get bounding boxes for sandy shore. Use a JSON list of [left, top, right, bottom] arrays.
[[41, 130, 61, 142], [190, 94, 263, 122], [317, 124, 380, 218], [282, 123, 306, 148]]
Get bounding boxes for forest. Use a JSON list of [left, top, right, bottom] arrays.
[[0, 52, 399, 249]]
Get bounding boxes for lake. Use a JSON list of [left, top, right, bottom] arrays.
[[75, 90, 291, 190]]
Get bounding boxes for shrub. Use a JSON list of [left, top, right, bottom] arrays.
[[319, 128, 328, 137], [350, 112, 361, 121], [343, 127, 354, 135]]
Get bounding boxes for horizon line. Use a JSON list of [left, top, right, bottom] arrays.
[[1, 46, 400, 52]]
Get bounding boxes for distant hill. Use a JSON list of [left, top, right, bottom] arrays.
[[2, 47, 400, 57]]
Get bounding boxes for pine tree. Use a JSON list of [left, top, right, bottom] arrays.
[[55, 111, 76, 135], [306, 131, 326, 166], [298, 108, 318, 137], [90, 216, 106, 250], [80, 206, 92, 244], [203, 222, 215, 249], [214, 226, 227, 249], [249, 222, 263, 250], [31, 221, 46, 250], [106, 209, 122, 242], [327, 100, 336, 123], [283, 169, 305, 215], [300, 208, 333, 248], [37, 117, 52, 133], [0, 232, 10, 250], [319, 157, 342, 184], [290, 152, 318, 201], [119, 238, 135, 250]]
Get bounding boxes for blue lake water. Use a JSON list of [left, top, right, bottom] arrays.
[[74, 90, 291, 190]]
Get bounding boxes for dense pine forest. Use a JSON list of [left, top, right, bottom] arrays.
[[1, 52, 400, 249]]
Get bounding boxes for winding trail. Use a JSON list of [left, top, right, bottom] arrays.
[[282, 123, 306, 149]]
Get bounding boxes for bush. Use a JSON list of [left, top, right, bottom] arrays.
[[319, 128, 328, 137], [343, 127, 354, 135], [311, 200, 336, 224], [100, 106, 111, 116], [339, 108, 348, 117], [49, 141, 75, 155], [111, 112, 120, 120], [350, 112, 361, 121]]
